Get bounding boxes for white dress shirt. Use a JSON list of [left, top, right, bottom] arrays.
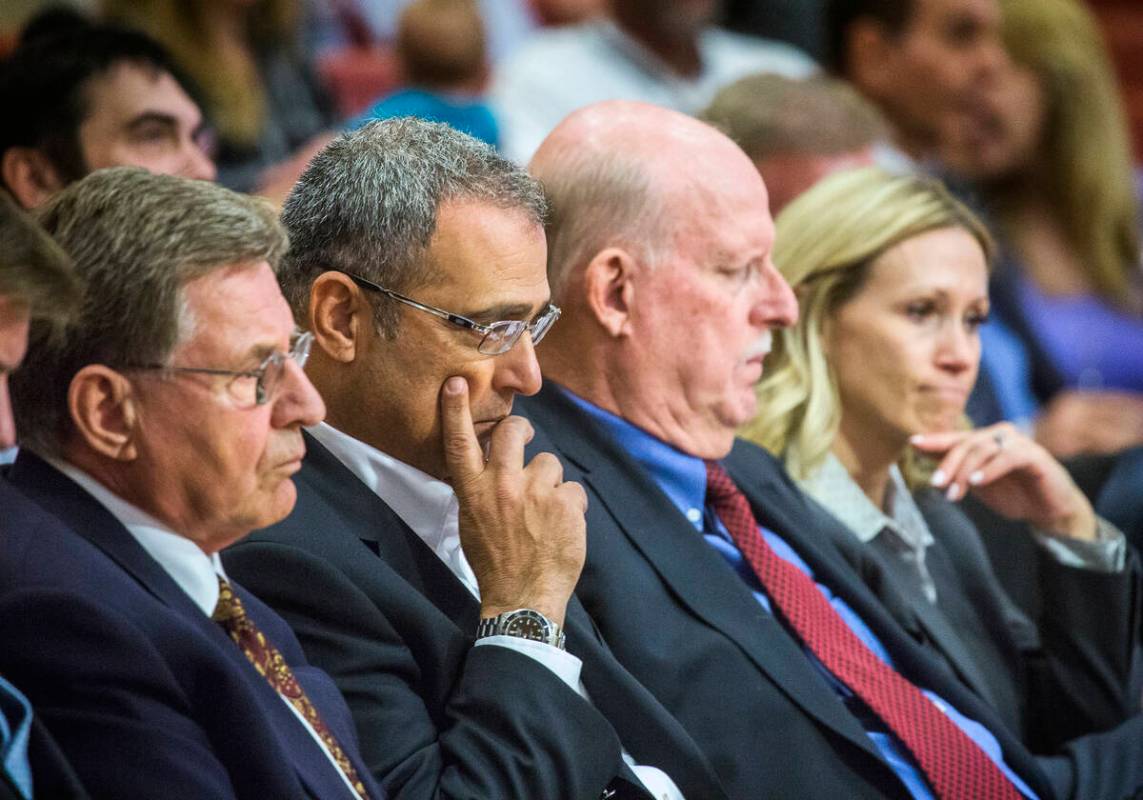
[[50, 460, 361, 800], [490, 18, 816, 163], [309, 422, 684, 800]]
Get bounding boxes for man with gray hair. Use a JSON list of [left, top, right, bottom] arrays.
[[0, 190, 87, 800], [700, 73, 885, 213], [0, 168, 385, 800], [223, 119, 727, 800]]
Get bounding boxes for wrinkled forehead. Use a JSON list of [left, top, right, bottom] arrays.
[[664, 168, 775, 263]]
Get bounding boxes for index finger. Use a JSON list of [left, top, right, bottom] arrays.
[[440, 377, 485, 483]]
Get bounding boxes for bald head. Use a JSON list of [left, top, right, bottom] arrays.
[[530, 100, 797, 459], [531, 101, 770, 302]]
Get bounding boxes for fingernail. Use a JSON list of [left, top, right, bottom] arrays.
[[930, 469, 946, 487], [444, 377, 464, 394], [910, 434, 925, 444], [946, 483, 961, 501], [969, 471, 983, 485]]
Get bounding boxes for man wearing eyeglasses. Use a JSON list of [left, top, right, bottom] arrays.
[[0, 168, 387, 800], [222, 119, 726, 800]]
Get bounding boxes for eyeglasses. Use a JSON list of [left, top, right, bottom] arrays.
[[343, 271, 560, 356], [122, 331, 313, 406]]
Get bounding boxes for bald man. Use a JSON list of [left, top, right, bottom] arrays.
[[515, 100, 1140, 800]]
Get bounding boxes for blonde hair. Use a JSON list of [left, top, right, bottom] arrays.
[[997, 0, 1140, 304], [104, 0, 300, 148], [741, 167, 993, 481]]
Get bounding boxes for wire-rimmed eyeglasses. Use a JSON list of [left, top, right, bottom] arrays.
[[343, 271, 560, 356], [121, 331, 313, 406]]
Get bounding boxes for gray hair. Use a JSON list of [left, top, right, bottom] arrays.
[[279, 118, 547, 335], [539, 143, 667, 303], [700, 73, 887, 160], [12, 167, 287, 456], [0, 190, 80, 324]]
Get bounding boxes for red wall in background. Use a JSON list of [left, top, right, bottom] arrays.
[[1087, 0, 1143, 160]]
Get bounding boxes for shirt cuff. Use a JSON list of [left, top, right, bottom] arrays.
[[473, 636, 584, 691], [1032, 517, 1126, 573]]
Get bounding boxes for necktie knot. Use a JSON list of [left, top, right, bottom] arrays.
[[704, 460, 737, 503], [212, 575, 247, 626]]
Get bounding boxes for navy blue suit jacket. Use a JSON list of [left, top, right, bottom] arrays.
[[223, 432, 727, 800], [0, 454, 384, 800], [517, 385, 1089, 800]]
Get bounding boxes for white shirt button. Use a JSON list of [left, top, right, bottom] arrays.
[[686, 508, 702, 523]]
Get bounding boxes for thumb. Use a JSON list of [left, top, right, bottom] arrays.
[[440, 376, 484, 487]]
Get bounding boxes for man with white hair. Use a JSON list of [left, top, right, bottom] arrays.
[[516, 100, 1141, 799]]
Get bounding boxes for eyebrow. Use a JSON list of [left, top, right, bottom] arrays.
[[126, 112, 179, 133], [463, 301, 547, 325]]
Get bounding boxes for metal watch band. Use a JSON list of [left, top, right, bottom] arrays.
[[475, 608, 566, 650]]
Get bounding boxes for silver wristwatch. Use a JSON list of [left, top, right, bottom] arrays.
[[475, 608, 566, 650]]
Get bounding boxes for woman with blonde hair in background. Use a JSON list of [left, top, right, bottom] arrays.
[[941, 0, 1143, 458], [744, 166, 1141, 754]]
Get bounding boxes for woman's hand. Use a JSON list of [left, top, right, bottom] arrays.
[[910, 423, 1097, 541]]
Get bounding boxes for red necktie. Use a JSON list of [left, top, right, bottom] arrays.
[[213, 577, 371, 800], [704, 461, 1021, 800]]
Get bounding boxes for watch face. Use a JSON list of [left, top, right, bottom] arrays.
[[502, 609, 551, 641]]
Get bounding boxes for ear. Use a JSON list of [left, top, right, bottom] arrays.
[[1, 147, 65, 210], [67, 365, 140, 461], [846, 18, 897, 95], [583, 247, 639, 338], [309, 271, 370, 363]]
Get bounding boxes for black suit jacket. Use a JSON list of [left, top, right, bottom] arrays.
[[0, 457, 383, 800], [223, 431, 726, 800], [516, 383, 1123, 800], [892, 490, 1139, 750], [0, 708, 87, 800]]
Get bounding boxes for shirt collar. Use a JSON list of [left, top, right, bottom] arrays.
[[48, 458, 227, 617], [799, 452, 933, 552], [306, 423, 467, 584], [559, 386, 708, 530]]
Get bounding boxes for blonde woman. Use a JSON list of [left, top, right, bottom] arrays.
[[940, 0, 1143, 457], [745, 166, 1139, 752]]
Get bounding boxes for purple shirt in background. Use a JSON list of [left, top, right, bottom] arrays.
[[1016, 271, 1143, 392]]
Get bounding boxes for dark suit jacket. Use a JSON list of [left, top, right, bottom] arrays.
[[223, 432, 727, 800], [0, 456, 383, 800], [517, 383, 1143, 800], [0, 706, 87, 800], [869, 489, 1140, 752]]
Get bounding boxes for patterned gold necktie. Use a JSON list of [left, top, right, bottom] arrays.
[[212, 576, 370, 800]]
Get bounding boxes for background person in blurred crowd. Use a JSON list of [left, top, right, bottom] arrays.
[[700, 72, 884, 214], [105, 0, 335, 200], [490, 0, 816, 162], [745, 166, 1141, 755], [352, 0, 499, 147], [0, 13, 215, 210], [941, 0, 1143, 459], [824, 0, 1006, 166], [517, 99, 1080, 800], [224, 119, 725, 800], [0, 168, 385, 800], [0, 191, 87, 800]]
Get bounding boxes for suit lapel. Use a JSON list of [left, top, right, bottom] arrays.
[[10, 453, 376, 800], [299, 432, 479, 631], [522, 386, 883, 761]]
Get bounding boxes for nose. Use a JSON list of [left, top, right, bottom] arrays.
[[750, 260, 799, 329], [492, 331, 543, 397], [183, 144, 218, 182], [0, 375, 16, 450], [271, 358, 326, 428], [935, 321, 977, 375]]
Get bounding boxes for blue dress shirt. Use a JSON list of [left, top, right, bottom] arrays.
[[0, 676, 33, 799], [561, 389, 1036, 800]]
